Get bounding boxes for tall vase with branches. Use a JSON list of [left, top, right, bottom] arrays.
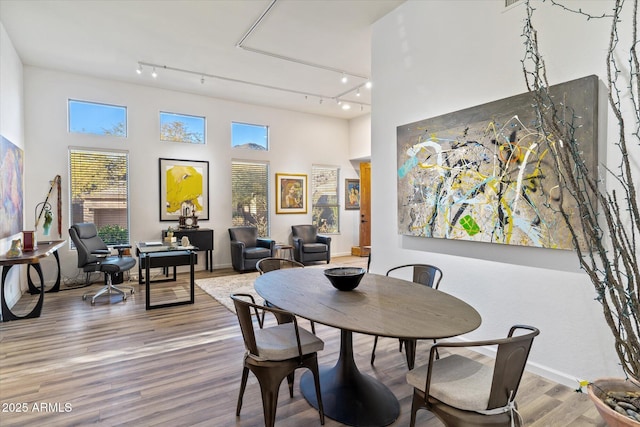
[[521, 0, 639, 382]]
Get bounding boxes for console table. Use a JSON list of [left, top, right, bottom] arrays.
[[162, 228, 213, 271], [0, 240, 66, 321], [136, 243, 197, 310]]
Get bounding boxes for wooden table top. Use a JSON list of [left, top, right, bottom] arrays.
[[0, 240, 66, 266], [254, 268, 482, 340]]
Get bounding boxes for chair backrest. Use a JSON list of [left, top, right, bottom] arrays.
[[256, 257, 304, 275], [386, 264, 443, 289], [229, 226, 258, 247], [69, 223, 109, 268], [231, 293, 262, 356], [487, 325, 540, 409], [291, 224, 317, 243]]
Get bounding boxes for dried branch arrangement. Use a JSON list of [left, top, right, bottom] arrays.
[[521, 0, 640, 380]]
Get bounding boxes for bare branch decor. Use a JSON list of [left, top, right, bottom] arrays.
[[522, 0, 640, 381]]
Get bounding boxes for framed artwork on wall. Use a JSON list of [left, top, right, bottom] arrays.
[[276, 173, 307, 214], [345, 179, 360, 210], [396, 75, 598, 249], [0, 136, 24, 239], [159, 158, 209, 221]]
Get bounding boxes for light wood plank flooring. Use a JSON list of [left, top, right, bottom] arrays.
[[0, 256, 605, 426]]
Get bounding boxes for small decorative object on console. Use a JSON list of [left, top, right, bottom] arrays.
[[5, 239, 22, 258], [324, 267, 366, 291]]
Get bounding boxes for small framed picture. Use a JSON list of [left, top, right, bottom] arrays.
[[345, 179, 360, 210], [276, 173, 307, 214], [159, 158, 209, 221]]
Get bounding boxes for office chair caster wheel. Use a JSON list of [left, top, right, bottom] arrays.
[[82, 295, 87, 301], [91, 300, 96, 305]]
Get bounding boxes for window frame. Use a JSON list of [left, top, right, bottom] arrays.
[[231, 160, 271, 237], [159, 111, 206, 144], [68, 147, 131, 247], [231, 122, 269, 151], [311, 164, 340, 234], [68, 99, 127, 137]]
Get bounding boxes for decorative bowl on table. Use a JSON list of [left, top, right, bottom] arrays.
[[324, 267, 366, 291]]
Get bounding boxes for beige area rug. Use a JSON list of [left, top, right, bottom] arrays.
[[196, 272, 261, 312], [195, 263, 350, 313]]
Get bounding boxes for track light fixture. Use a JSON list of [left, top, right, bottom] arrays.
[[136, 60, 370, 113], [341, 73, 348, 84]]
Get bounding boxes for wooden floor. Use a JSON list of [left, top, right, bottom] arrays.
[[0, 256, 605, 426]]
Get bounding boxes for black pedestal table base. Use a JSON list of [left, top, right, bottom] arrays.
[[300, 330, 399, 427]]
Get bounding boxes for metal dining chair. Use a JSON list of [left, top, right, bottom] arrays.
[[231, 293, 325, 427], [370, 263, 443, 369], [256, 257, 316, 333], [406, 325, 540, 427]]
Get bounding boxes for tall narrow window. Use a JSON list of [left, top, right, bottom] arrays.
[[312, 165, 340, 233], [68, 99, 127, 137], [69, 148, 130, 245], [232, 161, 270, 236]]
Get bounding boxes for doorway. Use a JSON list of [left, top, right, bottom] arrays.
[[351, 161, 371, 257]]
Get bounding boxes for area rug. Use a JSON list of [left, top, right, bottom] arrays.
[[195, 263, 350, 313], [196, 272, 260, 313]]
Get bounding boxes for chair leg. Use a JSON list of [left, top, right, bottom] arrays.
[[236, 366, 250, 416], [371, 335, 379, 365], [287, 372, 295, 398], [309, 358, 325, 425], [310, 320, 316, 334], [410, 389, 423, 427]]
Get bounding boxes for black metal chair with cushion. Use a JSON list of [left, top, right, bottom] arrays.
[[291, 224, 331, 265], [231, 293, 325, 427], [406, 325, 540, 427], [256, 257, 315, 333], [69, 222, 136, 305], [228, 226, 275, 272], [370, 264, 443, 369]]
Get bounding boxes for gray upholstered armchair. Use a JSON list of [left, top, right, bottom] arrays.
[[228, 226, 275, 272], [291, 224, 331, 265]]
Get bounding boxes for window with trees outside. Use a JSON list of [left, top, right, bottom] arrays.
[[312, 165, 340, 233], [160, 112, 205, 144], [232, 161, 270, 237], [68, 99, 127, 137], [69, 148, 130, 246]]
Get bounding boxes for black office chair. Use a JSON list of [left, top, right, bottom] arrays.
[[371, 264, 443, 369], [69, 223, 136, 305]]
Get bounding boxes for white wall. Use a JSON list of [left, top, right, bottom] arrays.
[[349, 113, 371, 160], [0, 22, 25, 309], [23, 67, 362, 281], [371, 0, 637, 387]]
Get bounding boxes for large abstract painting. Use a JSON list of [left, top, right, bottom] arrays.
[[0, 136, 24, 239], [159, 158, 209, 221], [397, 75, 598, 249]]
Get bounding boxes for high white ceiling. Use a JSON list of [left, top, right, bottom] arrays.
[[0, 0, 404, 119]]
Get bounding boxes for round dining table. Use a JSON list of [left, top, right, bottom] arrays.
[[254, 268, 482, 427]]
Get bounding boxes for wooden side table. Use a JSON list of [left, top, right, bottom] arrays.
[[0, 240, 66, 321], [275, 243, 293, 260]]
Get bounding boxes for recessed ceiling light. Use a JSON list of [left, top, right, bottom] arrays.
[[341, 73, 348, 84]]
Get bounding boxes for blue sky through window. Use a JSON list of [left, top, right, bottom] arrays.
[[160, 112, 205, 144], [68, 99, 127, 136], [232, 122, 268, 150]]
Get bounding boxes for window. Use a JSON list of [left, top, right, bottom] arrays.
[[231, 122, 268, 150], [69, 148, 130, 245], [68, 99, 127, 137], [232, 161, 270, 236], [311, 165, 339, 233], [160, 111, 205, 144]]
